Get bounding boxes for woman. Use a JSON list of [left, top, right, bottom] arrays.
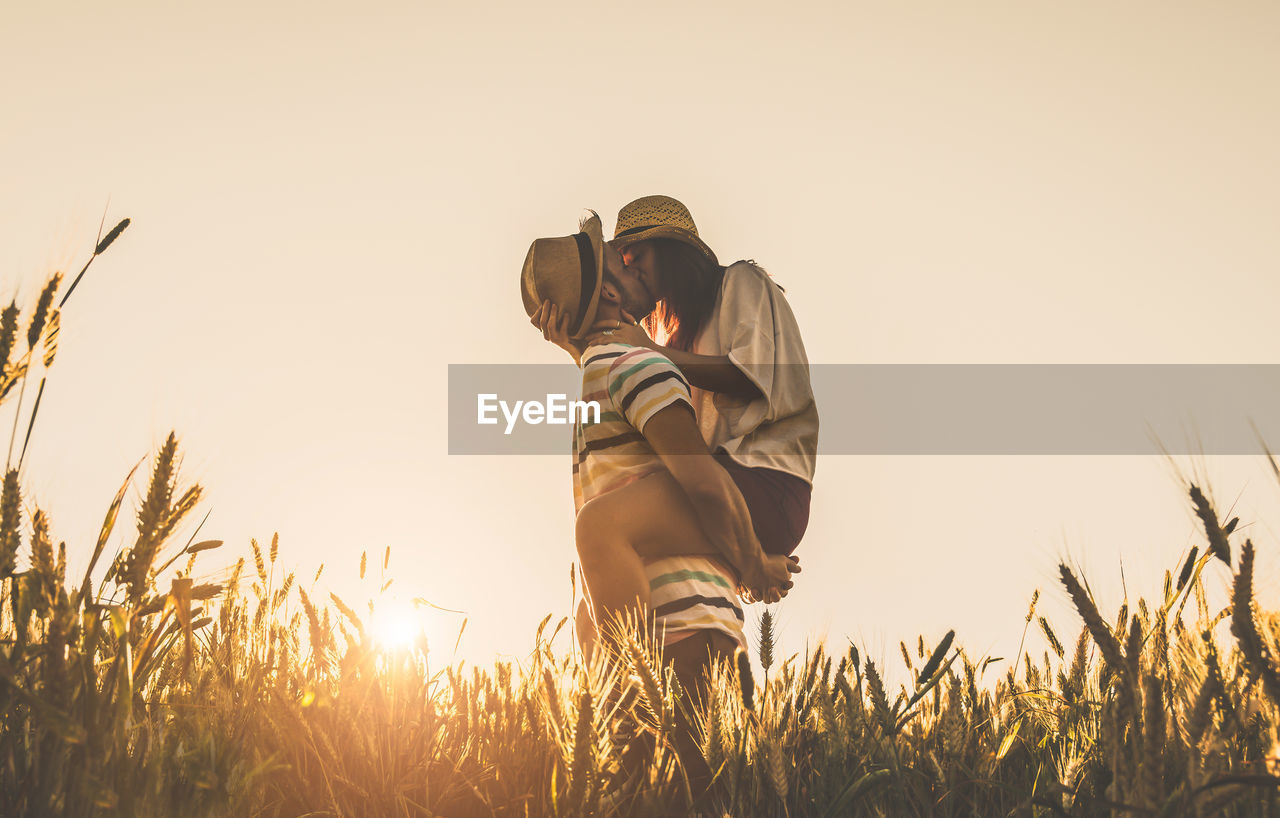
[[535, 195, 818, 560]]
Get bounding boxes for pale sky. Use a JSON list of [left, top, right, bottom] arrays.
[[4, 1, 1279, 680]]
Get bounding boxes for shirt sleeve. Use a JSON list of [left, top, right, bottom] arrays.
[[712, 264, 814, 434], [607, 350, 694, 434]]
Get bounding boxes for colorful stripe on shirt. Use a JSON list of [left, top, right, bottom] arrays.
[[646, 555, 746, 649]]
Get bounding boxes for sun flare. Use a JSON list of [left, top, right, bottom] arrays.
[[370, 600, 423, 649]]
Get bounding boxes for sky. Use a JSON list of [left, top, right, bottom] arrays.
[[3, 1, 1279, 683]]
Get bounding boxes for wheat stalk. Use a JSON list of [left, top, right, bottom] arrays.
[[1190, 484, 1231, 565], [0, 468, 20, 579], [1060, 563, 1124, 674], [1230, 540, 1280, 704]]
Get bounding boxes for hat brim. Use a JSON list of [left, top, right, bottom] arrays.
[[569, 213, 606, 339], [610, 225, 718, 266]]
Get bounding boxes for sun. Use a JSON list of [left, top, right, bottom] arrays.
[[370, 599, 423, 650]]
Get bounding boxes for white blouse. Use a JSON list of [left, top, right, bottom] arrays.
[[689, 261, 819, 483]]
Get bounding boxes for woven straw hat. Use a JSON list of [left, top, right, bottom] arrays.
[[612, 195, 718, 264], [520, 211, 606, 339]]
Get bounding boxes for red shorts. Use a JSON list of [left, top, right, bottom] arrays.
[[713, 453, 811, 557]]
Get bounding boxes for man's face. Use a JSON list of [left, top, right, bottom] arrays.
[[602, 241, 655, 319], [617, 241, 658, 305]]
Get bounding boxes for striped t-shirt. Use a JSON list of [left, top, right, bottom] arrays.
[[572, 342, 695, 513], [647, 555, 746, 650], [572, 342, 745, 649]]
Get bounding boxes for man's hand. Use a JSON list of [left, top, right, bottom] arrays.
[[740, 554, 801, 605], [585, 311, 652, 350], [531, 300, 586, 364]]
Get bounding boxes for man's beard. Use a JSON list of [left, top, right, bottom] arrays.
[[623, 294, 656, 321]]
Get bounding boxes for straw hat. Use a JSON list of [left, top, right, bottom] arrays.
[[520, 211, 605, 339], [612, 195, 718, 264]]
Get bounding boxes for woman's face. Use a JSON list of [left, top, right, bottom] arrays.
[[618, 240, 662, 303]]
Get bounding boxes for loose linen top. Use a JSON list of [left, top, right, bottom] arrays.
[[688, 261, 818, 484]]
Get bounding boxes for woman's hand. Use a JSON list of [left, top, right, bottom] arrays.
[[585, 311, 653, 349], [531, 300, 586, 364]]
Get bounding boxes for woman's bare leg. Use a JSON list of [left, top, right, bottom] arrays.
[[575, 471, 721, 634]]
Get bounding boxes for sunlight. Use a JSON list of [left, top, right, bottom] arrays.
[[370, 599, 422, 650]]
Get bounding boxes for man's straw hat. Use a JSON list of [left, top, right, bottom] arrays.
[[520, 211, 605, 339], [612, 195, 718, 265]]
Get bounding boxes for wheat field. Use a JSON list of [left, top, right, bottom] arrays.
[[4, 232, 1280, 816]]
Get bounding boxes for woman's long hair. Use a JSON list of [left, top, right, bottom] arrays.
[[643, 238, 726, 352]]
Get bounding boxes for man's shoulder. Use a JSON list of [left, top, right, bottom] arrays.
[[585, 343, 678, 374], [598, 346, 691, 409], [580, 343, 659, 377], [580, 343, 633, 369]]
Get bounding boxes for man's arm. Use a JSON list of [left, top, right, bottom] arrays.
[[640, 402, 792, 600]]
